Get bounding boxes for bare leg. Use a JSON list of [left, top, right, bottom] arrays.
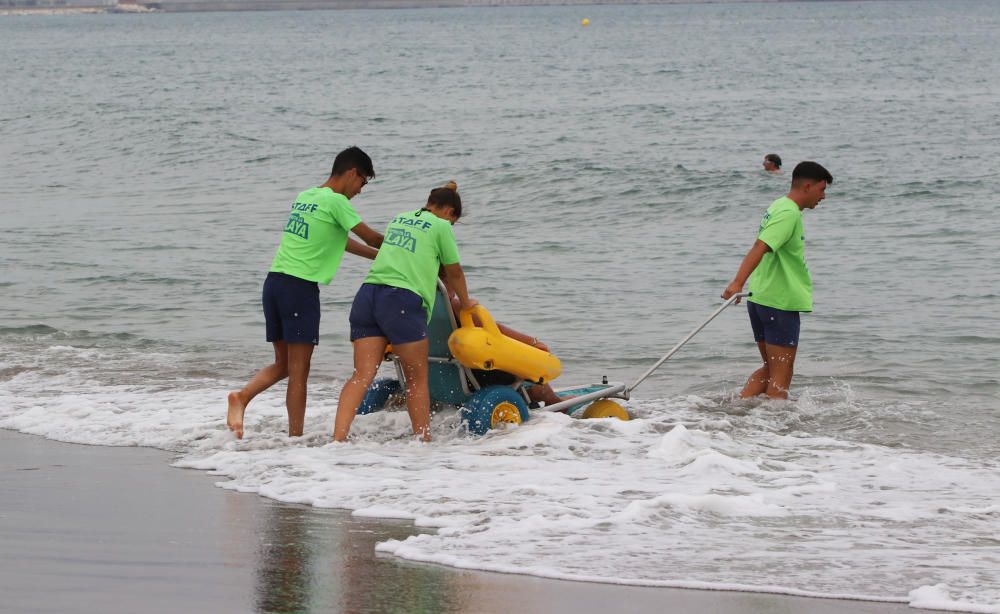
[[333, 336, 388, 442], [763, 343, 797, 400], [527, 384, 569, 407], [392, 339, 431, 442], [739, 341, 770, 398], [284, 343, 314, 437], [227, 341, 289, 439]]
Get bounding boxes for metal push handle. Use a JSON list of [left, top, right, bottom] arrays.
[[626, 293, 749, 394]]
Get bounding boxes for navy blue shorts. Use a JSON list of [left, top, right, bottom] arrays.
[[262, 272, 320, 345], [349, 283, 428, 345], [747, 301, 800, 348]]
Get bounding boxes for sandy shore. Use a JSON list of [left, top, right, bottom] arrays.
[[0, 428, 931, 614]]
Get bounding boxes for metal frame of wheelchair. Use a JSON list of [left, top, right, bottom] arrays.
[[356, 283, 748, 436], [356, 280, 629, 435]]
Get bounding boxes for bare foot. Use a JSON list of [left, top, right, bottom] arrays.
[[226, 392, 246, 439]]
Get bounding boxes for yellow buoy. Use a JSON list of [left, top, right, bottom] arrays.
[[581, 18, 590, 26], [581, 399, 630, 421], [448, 305, 562, 384]]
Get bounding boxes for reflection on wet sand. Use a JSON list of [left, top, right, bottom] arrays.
[[229, 497, 459, 613], [254, 504, 312, 613]]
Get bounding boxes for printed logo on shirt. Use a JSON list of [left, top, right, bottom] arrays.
[[385, 227, 417, 253], [284, 213, 309, 239], [393, 214, 433, 230], [291, 201, 319, 214]]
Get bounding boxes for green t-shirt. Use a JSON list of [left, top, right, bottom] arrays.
[[364, 209, 461, 320], [748, 196, 813, 312], [269, 187, 362, 285]]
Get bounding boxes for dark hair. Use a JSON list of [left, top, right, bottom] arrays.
[[792, 161, 833, 186], [765, 153, 782, 168], [330, 146, 375, 179], [427, 186, 463, 220]]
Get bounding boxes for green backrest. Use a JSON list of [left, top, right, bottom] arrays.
[[426, 288, 470, 406]]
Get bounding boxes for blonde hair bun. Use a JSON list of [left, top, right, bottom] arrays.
[[444, 181, 458, 191]]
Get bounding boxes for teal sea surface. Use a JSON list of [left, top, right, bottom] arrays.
[[2, 1, 999, 611]]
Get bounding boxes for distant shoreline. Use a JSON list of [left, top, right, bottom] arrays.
[[0, 0, 852, 17], [0, 4, 156, 14]]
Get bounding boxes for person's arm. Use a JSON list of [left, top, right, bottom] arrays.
[[449, 291, 549, 351], [497, 323, 549, 352], [350, 222, 383, 248], [721, 239, 771, 303], [441, 263, 476, 311], [345, 238, 378, 260]]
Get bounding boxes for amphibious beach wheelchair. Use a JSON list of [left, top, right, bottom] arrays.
[[356, 281, 631, 435]]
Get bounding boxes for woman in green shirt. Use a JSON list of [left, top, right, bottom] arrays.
[[333, 183, 476, 442]]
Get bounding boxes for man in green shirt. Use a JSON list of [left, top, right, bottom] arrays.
[[227, 147, 384, 439], [722, 161, 834, 399]]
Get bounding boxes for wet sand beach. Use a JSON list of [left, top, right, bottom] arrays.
[[0, 429, 932, 614]]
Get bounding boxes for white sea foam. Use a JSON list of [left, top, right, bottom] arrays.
[[2, 349, 999, 614], [909, 585, 1000, 614]]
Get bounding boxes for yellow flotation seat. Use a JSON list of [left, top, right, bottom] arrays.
[[448, 305, 562, 384]]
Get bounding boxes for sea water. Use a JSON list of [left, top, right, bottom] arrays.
[[1, 1, 999, 611]]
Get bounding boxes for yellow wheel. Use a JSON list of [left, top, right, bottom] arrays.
[[462, 386, 531, 435], [491, 401, 524, 427], [581, 399, 630, 421]]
